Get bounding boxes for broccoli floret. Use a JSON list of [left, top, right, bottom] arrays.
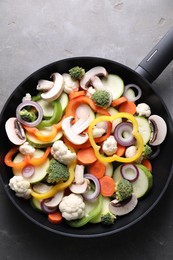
[[116, 179, 133, 202], [91, 90, 111, 108], [69, 66, 85, 80], [19, 109, 37, 122], [101, 212, 116, 225], [142, 144, 152, 159], [46, 158, 69, 184]]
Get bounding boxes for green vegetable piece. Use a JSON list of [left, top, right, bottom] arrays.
[[91, 90, 111, 108], [101, 212, 116, 225], [142, 144, 152, 159], [46, 158, 69, 184], [69, 66, 85, 80], [116, 179, 133, 202], [67, 195, 103, 227], [19, 108, 37, 122], [37, 100, 63, 129]]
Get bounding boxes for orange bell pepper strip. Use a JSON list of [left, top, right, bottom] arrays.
[[65, 95, 111, 117], [4, 147, 51, 170], [4, 147, 29, 170], [23, 120, 62, 142]]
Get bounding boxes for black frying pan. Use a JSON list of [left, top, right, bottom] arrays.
[[1, 27, 173, 238]]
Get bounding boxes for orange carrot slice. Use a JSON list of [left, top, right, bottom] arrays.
[[77, 147, 97, 165], [119, 101, 136, 115], [99, 175, 115, 196], [89, 160, 106, 179]]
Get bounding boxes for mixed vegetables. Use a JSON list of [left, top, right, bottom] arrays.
[[4, 66, 167, 227]]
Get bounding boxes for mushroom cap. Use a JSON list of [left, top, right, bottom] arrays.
[[5, 117, 26, 145], [41, 73, 64, 102], [62, 116, 89, 145], [149, 115, 167, 146], [80, 66, 108, 90], [109, 194, 138, 216]]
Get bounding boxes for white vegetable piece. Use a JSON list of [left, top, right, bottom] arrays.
[[69, 165, 88, 194], [5, 117, 26, 145], [102, 135, 117, 156], [62, 73, 79, 94], [19, 141, 35, 155], [125, 146, 137, 158], [36, 79, 54, 92], [59, 193, 85, 221], [136, 103, 151, 117], [62, 116, 89, 145], [51, 140, 76, 165], [9, 176, 31, 199], [41, 73, 64, 102], [149, 115, 167, 145], [22, 93, 32, 102], [80, 66, 108, 90]]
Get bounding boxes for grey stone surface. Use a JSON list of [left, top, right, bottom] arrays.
[[1, 0, 173, 259]]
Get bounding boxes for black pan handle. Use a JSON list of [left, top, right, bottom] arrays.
[[135, 26, 173, 83]]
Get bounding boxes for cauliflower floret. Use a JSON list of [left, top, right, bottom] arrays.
[[22, 93, 32, 102], [86, 86, 96, 97], [63, 73, 79, 94], [19, 142, 35, 155], [59, 193, 85, 221], [9, 176, 31, 199], [51, 140, 76, 165], [125, 146, 137, 158], [92, 126, 106, 138], [102, 135, 117, 156], [136, 103, 151, 117]]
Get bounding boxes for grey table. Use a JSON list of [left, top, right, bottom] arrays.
[[1, 1, 173, 259]]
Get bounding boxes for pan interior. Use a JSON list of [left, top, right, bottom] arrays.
[[0, 57, 173, 238]]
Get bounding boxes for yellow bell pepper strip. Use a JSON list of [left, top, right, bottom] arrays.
[[4, 147, 51, 170], [37, 100, 63, 129], [31, 159, 76, 199], [23, 120, 62, 142], [88, 112, 144, 163]]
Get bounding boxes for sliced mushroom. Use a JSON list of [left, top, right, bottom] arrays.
[[80, 66, 108, 90], [90, 76, 104, 90], [109, 194, 138, 216], [5, 117, 26, 145], [62, 116, 89, 145], [69, 164, 88, 194], [43, 190, 64, 208], [36, 79, 54, 92], [149, 115, 167, 146], [41, 73, 64, 102]]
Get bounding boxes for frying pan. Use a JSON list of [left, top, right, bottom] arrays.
[[1, 27, 173, 238]]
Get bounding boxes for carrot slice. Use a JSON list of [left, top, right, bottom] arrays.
[[116, 144, 126, 157], [119, 101, 136, 115], [99, 175, 115, 196], [77, 147, 97, 165], [48, 211, 62, 224], [69, 90, 85, 100], [111, 96, 127, 107], [89, 160, 106, 179], [141, 159, 152, 172]]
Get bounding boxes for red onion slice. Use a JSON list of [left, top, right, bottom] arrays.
[[83, 174, 100, 200], [22, 165, 35, 178], [41, 200, 57, 214], [124, 84, 142, 102], [114, 122, 136, 146], [120, 164, 139, 182], [16, 100, 43, 127]]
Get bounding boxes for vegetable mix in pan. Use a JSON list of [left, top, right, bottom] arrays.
[[4, 66, 167, 227]]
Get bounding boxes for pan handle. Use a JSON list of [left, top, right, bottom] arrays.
[[135, 26, 173, 83]]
